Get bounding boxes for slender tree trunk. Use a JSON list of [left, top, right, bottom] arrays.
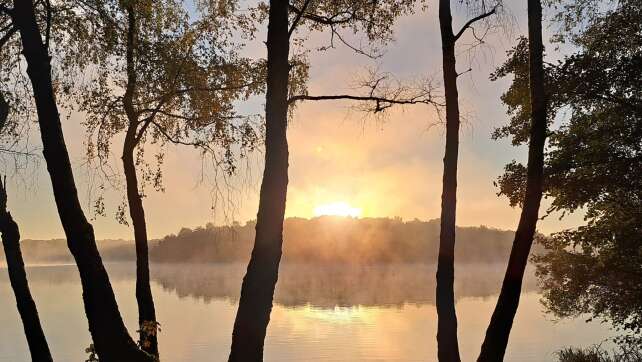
[[228, 0, 290, 360], [477, 0, 547, 360], [12, 1, 151, 360], [123, 130, 158, 357], [121, 4, 159, 357], [0, 96, 53, 362], [0, 213, 53, 362], [436, 0, 462, 360]]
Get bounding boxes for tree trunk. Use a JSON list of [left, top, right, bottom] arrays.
[[121, 4, 159, 357], [477, 0, 547, 360], [436, 0, 462, 360], [123, 129, 158, 357], [0, 96, 53, 362], [12, 1, 152, 360], [228, 0, 290, 360]]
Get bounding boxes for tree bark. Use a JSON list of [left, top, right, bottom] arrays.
[[122, 4, 159, 357], [436, 0, 462, 360], [228, 0, 290, 360], [0, 96, 53, 362], [12, 1, 152, 360], [477, 0, 547, 359]]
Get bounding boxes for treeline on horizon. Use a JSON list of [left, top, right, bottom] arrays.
[[150, 217, 534, 264], [2, 217, 538, 265]]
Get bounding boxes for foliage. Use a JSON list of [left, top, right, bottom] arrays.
[[0, 0, 80, 167], [137, 320, 161, 353], [492, 0, 642, 346], [64, 0, 265, 216], [556, 345, 642, 362]]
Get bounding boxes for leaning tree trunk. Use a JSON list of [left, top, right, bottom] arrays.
[[0, 96, 53, 362], [477, 0, 547, 360], [121, 4, 159, 357], [123, 129, 158, 357], [436, 0, 462, 360], [12, 1, 151, 360], [228, 0, 290, 360]]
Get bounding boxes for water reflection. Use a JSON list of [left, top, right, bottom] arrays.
[[0, 262, 538, 308], [0, 263, 610, 362]]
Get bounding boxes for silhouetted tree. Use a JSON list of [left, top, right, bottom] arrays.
[[492, 0, 642, 347], [0, 95, 52, 362], [67, 0, 263, 355], [9, 0, 153, 359], [229, 1, 434, 360], [436, 1, 498, 359], [477, 0, 547, 359]]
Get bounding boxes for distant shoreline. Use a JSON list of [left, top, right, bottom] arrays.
[[2, 217, 542, 265]]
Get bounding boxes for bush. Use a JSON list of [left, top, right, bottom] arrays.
[[556, 346, 642, 362]]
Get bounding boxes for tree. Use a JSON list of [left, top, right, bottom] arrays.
[[69, 0, 263, 355], [493, 0, 642, 348], [9, 0, 153, 359], [477, 0, 548, 358], [435, 0, 498, 359], [229, 0, 436, 360], [0, 94, 52, 362]]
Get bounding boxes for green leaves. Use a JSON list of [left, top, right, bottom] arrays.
[[493, 0, 642, 347]]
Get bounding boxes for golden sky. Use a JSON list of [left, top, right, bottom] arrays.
[[5, 0, 584, 240]]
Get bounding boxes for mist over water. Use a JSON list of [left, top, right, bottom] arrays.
[[0, 262, 613, 361]]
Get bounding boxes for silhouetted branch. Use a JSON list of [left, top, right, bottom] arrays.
[[289, 94, 439, 112], [288, 0, 312, 37], [454, 5, 498, 42], [289, 71, 443, 113], [148, 119, 204, 147], [288, 4, 354, 26]]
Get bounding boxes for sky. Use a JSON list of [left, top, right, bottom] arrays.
[[4, 0, 586, 240]]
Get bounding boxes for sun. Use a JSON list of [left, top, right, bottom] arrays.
[[313, 201, 362, 218]]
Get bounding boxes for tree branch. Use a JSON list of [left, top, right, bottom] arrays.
[[0, 25, 17, 49], [288, 0, 312, 38], [453, 5, 498, 42], [288, 4, 354, 26], [288, 94, 441, 113], [148, 120, 203, 147]]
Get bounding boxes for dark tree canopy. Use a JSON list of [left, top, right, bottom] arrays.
[[492, 0, 642, 346]]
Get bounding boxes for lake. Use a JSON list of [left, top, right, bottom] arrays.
[[0, 263, 613, 361]]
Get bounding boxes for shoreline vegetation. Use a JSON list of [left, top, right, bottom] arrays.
[[2, 216, 542, 265]]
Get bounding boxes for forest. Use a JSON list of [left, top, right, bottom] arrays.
[[151, 217, 527, 264], [0, 0, 640, 360]]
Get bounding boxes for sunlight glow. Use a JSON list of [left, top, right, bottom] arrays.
[[314, 202, 362, 218]]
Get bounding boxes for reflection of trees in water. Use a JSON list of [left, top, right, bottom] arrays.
[[1, 263, 539, 308], [150, 263, 539, 308]]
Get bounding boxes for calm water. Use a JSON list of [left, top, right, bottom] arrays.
[[0, 263, 613, 361]]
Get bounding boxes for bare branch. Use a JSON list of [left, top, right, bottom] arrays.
[[289, 94, 438, 110], [289, 69, 444, 113], [453, 5, 498, 42]]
